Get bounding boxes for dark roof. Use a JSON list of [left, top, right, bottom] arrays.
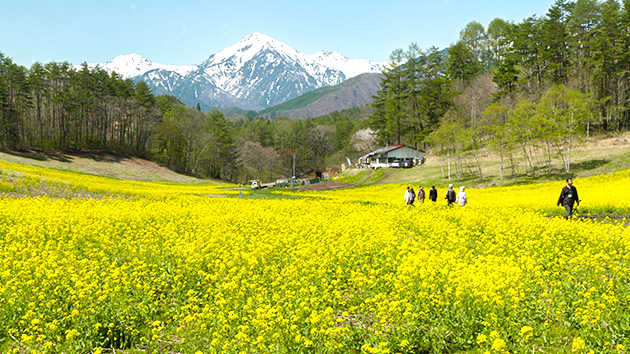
[[366, 144, 424, 157]]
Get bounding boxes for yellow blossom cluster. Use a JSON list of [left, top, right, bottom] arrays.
[[282, 169, 630, 216], [0, 163, 628, 353], [0, 160, 237, 198]]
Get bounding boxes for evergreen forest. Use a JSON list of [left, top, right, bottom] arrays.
[[371, 0, 630, 179]]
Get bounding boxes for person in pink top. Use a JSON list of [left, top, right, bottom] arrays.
[[456, 186, 467, 207]]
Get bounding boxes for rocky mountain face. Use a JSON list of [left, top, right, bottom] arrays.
[[84, 32, 384, 111]]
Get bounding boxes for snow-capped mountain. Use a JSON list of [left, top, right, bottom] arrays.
[[81, 54, 195, 79], [81, 32, 384, 110], [308, 50, 383, 79]]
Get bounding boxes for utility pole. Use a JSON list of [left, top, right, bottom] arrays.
[[292, 155, 296, 179]]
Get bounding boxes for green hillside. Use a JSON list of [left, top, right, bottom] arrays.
[[259, 85, 342, 116]]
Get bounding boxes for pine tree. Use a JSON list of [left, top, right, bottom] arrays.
[[445, 41, 481, 82], [567, 0, 602, 94], [543, 0, 571, 84]]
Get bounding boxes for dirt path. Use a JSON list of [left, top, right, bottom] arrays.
[[547, 213, 628, 226], [290, 181, 354, 191], [374, 171, 391, 184]]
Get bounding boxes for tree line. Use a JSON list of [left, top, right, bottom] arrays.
[[0, 55, 241, 180], [0, 57, 160, 154], [370, 0, 630, 180], [0, 52, 372, 182], [231, 106, 372, 183]]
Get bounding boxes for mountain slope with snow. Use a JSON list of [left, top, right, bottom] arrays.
[[81, 54, 195, 78], [81, 33, 384, 110]]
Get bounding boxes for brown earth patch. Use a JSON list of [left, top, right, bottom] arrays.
[[374, 171, 391, 184], [547, 213, 628, 226]]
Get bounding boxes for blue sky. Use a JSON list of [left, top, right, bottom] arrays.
[[2, 0, 555, 67]]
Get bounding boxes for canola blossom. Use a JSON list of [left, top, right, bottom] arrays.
[[0, 160, 237, 199], [0, 163, 628, 353], [288, 168, 630, 216]]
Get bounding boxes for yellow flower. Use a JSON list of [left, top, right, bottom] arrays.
[[519, 326, 533, 336], [572, 337, 586, 352], [519, 326, 533, 342], [477, 334, 488, 345], [65, 329, 78, 341], [20, 333, 33, 344], [491, 338, 506, 352], [1, 157, 630, 354]]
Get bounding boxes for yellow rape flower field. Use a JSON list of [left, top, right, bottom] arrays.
[[0, 161, 628, 354]]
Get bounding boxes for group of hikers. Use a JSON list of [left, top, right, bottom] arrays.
[[404, 184, 467, 207], [404, 177, 580, 219]]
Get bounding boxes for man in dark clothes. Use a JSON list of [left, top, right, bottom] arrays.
[[557, 178, 579, 219], [429, 186, 437, 202]]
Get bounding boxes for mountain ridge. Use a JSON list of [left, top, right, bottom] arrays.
[[81, 33, 384, 111], [259, 72, 383, 119]]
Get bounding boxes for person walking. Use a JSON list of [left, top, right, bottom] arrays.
[[417, 186, 425, 203], [445, 184, 456, 206], [557, 178, 579, 219], [429, 186, 437, 202], [409, 187, 416, 205], [456, 186, 467, 207], [404, 187, 413, 205]]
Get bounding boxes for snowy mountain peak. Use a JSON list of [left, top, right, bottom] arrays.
[[100, 54, 154, 78], [110, 53, 151, 65], [207, 32, 301, 65], [78, 32, 384, 110], [80, 53, 194, 79], [311, 50, 348, 61], [239, 32, 295, 52], [242, 32, 276, 44], [309, 50, 383, 79]]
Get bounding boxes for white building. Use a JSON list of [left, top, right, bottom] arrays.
[[358, 144, 425, 168]]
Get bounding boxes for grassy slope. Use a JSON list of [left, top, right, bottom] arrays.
[[259, 85, 341, 115], [0, 151, 207, 183], [341, 132, 630, 188], [258, 74, 373, 117]]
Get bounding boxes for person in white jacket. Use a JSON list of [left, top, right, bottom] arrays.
[[404, 187, 413, 205], [456, 186, 467, 207]]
